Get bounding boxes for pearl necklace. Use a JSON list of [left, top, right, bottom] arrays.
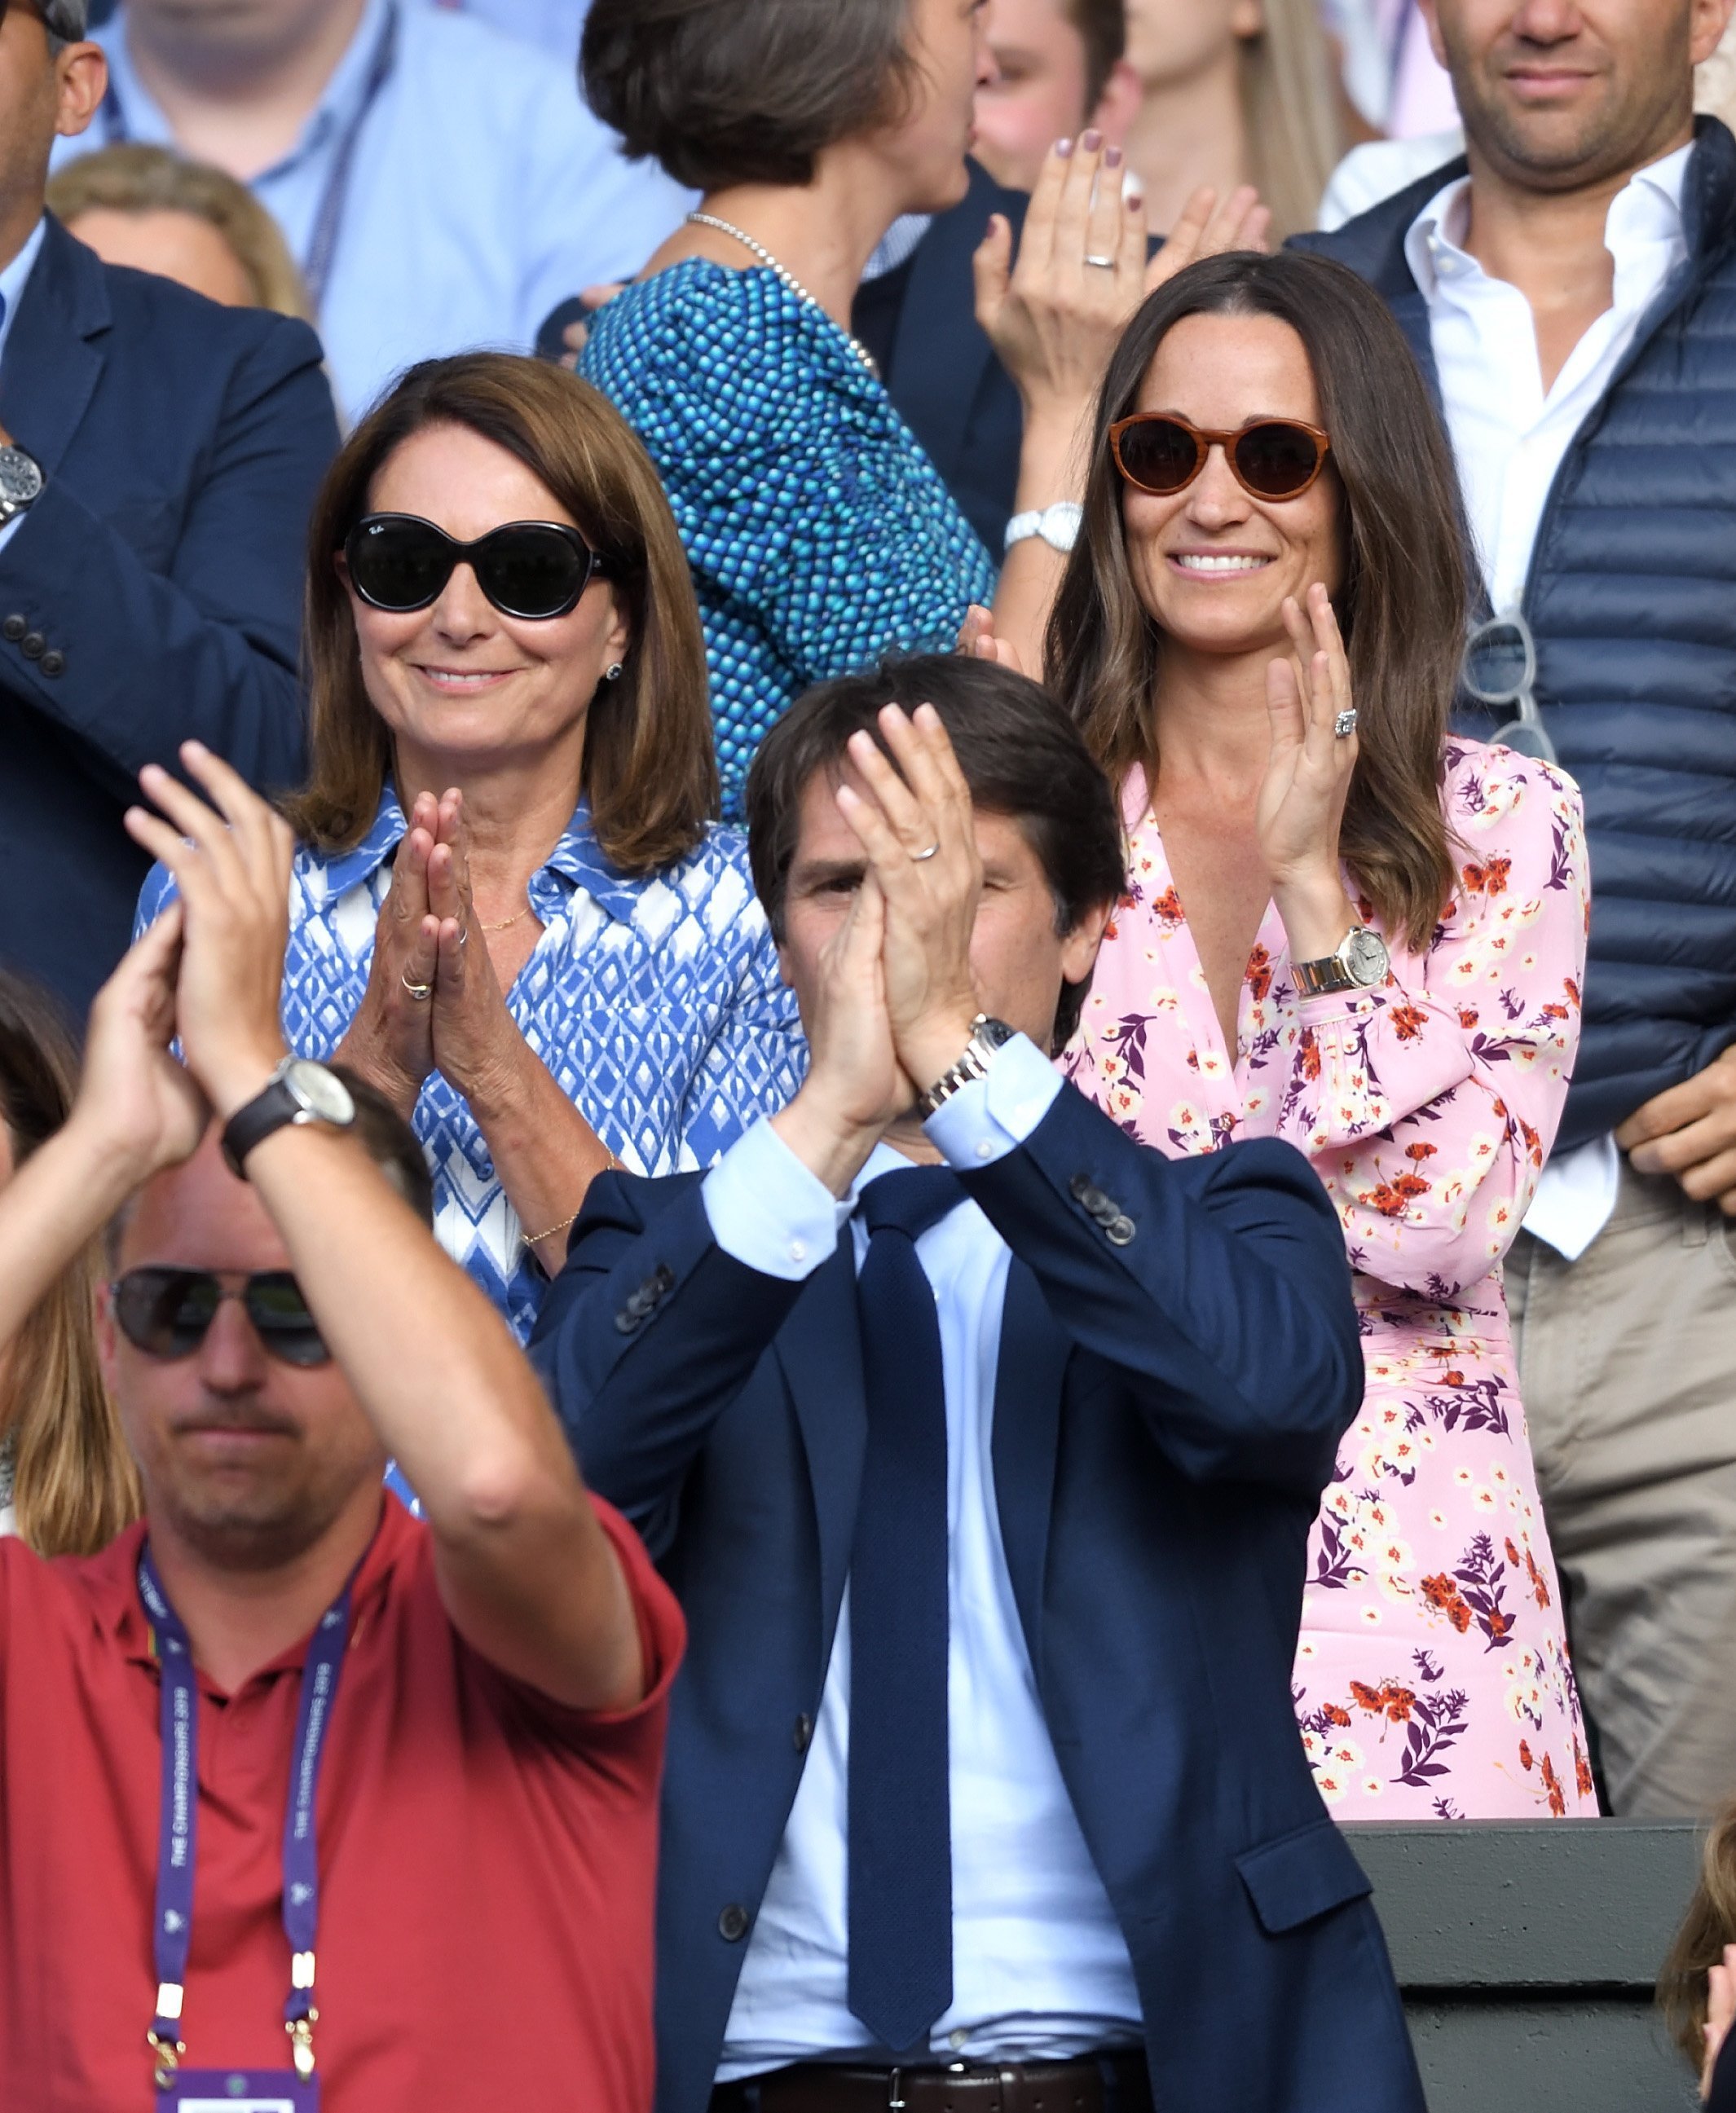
[[685, 212, 879, 378]]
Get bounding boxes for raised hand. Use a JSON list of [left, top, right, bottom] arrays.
[[956, 603, 1031, 676], [423, 790, 528, 1116], [72, 901, 208, 1181], [834, 705, 985, 1096], [123, 742, 295, 1120], [1145, 183, 1271, 297], [332, 790, 447, 1118], [1258, 583, 1362, 963]]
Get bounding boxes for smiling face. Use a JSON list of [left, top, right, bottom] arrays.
[[1423, 0, 1729, 185], [874, 0, 995, 211], [775, 758, 1107, 1071], [339, 420, 631, 789], [99, 1134, 385, 1574], [1119, 310, 1344, 665]]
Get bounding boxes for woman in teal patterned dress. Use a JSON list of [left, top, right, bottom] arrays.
[[579, 0, 1262, 812]]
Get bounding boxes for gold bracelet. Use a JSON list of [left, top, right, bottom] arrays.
[[522, 1159, 628, 1248]]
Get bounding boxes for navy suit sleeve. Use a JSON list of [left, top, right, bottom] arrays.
[[0, 312, 337, 798], [530, 1172, 809, 1560], [959, 1081, 1364, 1498]]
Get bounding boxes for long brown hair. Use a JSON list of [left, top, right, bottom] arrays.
[[1660, 1796, 1736, 2069], [0, 973, 141, 1556], [1046, 251, 1467, 953], [284, 353, 718, 874]]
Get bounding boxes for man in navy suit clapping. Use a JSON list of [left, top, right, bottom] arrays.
[[534, 654, 1424, 2113]]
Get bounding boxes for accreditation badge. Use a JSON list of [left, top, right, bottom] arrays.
[[157, 2070, 321, 2112]]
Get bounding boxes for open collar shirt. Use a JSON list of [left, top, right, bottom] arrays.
[[137, 790, 804, 1342]]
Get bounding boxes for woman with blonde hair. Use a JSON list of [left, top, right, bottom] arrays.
[[1121, 0, 1344, 240], [139, 351, 804, 1340], [47, 143, 312, 319], [0, 969, 140, 1554]]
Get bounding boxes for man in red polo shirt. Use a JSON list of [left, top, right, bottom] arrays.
[[0, 743, 683, 2111]]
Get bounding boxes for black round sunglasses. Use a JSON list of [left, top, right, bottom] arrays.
[[343, 513, 615, 622]]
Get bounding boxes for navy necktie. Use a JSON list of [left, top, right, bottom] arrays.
[[846, 1164, 966, 2054]]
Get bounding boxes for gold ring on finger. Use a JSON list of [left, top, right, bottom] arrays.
[[400, 974, 434, 1002]]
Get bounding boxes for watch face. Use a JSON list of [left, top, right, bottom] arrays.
[[0, 448, 42, 506], [1344, 927, 1391, 988], [976, 1016, 1018, 1051], [284, 1059, 357, 1127]]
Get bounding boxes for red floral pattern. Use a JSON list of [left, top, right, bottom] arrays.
[[1064, 739, 1596, 1819]]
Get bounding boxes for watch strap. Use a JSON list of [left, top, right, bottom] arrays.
[[220, 1070, 304, 1178], [916, 1015, 1016, 1119], [1003, 500, 1082, 555], [1290, 953, 1358, 998]]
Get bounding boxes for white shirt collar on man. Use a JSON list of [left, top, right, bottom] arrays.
[[1404, 143, 1693, 1261], [0, 217, 48, 376]]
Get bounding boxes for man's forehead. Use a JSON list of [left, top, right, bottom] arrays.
[[121, 1134, 291, 1272]]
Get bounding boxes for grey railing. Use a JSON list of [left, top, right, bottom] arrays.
[[1350, 1822, 1703, 2111]]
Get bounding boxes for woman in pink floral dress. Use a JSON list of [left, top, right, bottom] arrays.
[[1030, 251, 1597, 1816]]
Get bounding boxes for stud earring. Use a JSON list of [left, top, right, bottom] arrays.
[[604, 662, 624, 682]]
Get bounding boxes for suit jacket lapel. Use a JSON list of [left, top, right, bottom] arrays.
[[990, 1257, 1065, 1672], [0, 218, 108, 481], [776, 1245, 870, 1644]]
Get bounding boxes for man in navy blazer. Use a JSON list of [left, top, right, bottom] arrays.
[[535, 656, 1423, 2113], [0, 0, 337, 1022]]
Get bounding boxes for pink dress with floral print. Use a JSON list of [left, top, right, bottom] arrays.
[[1064, 737, 1597, 1820]]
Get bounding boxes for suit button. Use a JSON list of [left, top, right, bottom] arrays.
[[1069, 1174, 1108, 1213], [793, 1713, 813, 1754], [1106, 1214, 1136, 1246], [38, 648, 64, 676], [20, 631, 43, 659], [614, 1306, 644, 1336], [2, 614, 23, 641], [718, 1904, 751, 1943]]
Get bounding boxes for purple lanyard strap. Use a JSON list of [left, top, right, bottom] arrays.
[[99, 2, 400, 319], [140, 1548, 354, 2090]]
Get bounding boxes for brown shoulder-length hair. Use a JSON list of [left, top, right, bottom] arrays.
[[284, 353, 717, 874], [1046, 250, 1468, 954], [1659, 1794, 1736, 2071], [0, 973, 140, 1556]]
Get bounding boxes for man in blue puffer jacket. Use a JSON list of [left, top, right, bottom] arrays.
[[1298, 0, 1736, 1820]]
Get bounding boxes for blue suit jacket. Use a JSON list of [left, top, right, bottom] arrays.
[[0, 216, 338, 1022], [534, 1081, 1425, 2113]]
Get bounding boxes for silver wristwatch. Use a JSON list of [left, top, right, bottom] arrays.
[[220, 1057, 358, 1178], [915, 1015, 1018, 1118], [1291, 926, 1390, 998], [0, 443, 43, 526]]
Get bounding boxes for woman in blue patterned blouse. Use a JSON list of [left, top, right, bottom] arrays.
[[138, 354, 805, 1340], [579, 0, 1263, 815]]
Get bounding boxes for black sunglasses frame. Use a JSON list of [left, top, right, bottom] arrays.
[[110, 1267, 332, 1369], [1108, 413, 1333, 503], [342, 513, 615, 622]]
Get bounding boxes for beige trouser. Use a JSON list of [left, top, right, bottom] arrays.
[[1507, 1160, 1736, 1818]]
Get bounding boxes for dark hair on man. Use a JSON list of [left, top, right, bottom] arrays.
[[1048, 249, 1469, 953], [582, 0, 919, 193], [745, 654, 1126, 1051], [1065, 0, 1127, 114]]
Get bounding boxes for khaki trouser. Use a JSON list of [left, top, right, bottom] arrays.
[[1508, 1161, 1736, 1818]]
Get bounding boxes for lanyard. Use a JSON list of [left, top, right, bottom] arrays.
[[99, 1, 400, 317], [139, 1547, 355, 2091]]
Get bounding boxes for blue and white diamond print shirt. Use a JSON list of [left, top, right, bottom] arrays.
[[136, 790, 806, 1341]]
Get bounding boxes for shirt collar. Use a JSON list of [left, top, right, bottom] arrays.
[[104, 0, 395, 178], [315, 785, 658, 929], [1405, 141, 1693, 302], [0, 217, 48, 366]]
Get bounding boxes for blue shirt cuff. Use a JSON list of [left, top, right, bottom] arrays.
[[701, 1116, 850, 1281], [923, 1030, 1063, 1168]]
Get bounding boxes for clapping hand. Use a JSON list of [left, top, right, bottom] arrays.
[[421, 790, 523, 1119], [333, 788, 447, 1117], [1259, 583, 1362, 962], [71, 901, 208, 1183], [123, 742, 294, 1121]]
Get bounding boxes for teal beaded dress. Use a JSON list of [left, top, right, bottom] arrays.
[[581, 260, 998, 815]]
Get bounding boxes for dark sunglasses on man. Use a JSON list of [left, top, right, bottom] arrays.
[[1109, 412, 1333, 503], [342, 513, 615, 622], [111, 1266, 331, 1368]]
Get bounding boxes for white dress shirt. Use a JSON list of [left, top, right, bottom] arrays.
[[702, 1035, 1143, 2080], [1406, 145, 1692, 1259], [58, 0, 691, 419]]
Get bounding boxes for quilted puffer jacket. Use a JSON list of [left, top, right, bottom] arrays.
[[1297, 117, 1736, 1151]]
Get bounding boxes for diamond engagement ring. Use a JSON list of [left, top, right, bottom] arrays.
[[1334, 709, 1358, 739], [400, 974, 434, 1001]]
